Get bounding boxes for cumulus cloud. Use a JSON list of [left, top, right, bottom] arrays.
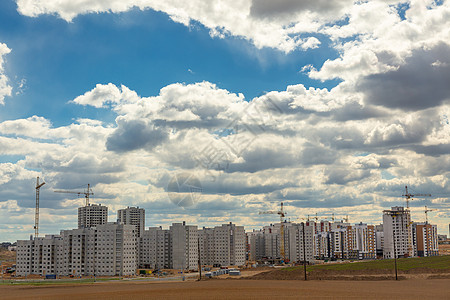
[[4, 0, 450, 239], [0, 42, 12, 105], [249, 0, 352, 19], [71, 83, 139, 108], [0, 115, 52, 138], [359, 43, 450, 111]]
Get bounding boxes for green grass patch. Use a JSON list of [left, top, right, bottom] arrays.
[[283, 256, 450, 272]]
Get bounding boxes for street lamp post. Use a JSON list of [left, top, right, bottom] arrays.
[[392, 214, 398, 281]]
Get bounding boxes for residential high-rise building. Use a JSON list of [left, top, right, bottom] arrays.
[[383, 206, 412, 259], [351, 223, 376, 259], [117, 206, 145, 238], [78, 204, 108, 228], [16, 223, 137, 277], [247, 230, 265, 261], [375, 224, 384, 257], [412, 222, 439, 257], [198, 227, 215, 265], [170, 222, 198, 270], [288, 223, 314, 263], [212, 223, 246, 267], [139, 226, 171, 269]]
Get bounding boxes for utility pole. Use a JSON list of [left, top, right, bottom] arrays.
[[392, 214, 398, 281], [302, 222, 307, 281]]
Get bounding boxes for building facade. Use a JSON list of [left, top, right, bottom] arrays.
[[78, 204, 108, 228], [117, 206, 145, 238], [383, 206, 412, 259]]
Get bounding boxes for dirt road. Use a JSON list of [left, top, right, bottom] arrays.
[[2, 279, 449, 299]]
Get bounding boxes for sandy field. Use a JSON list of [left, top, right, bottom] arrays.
[[1, 279, 450, 300]]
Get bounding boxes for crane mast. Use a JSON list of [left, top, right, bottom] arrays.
[[424, 206, 434, 224], [401, 186, 431, 257], [34, 177, 45, 239]]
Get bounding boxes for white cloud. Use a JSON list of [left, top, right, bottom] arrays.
[[0, 42, 12, 105], [4, 0, 450, 240], [13, 0, 372, 53]]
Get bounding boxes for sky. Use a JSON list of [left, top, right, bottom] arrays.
[[0, 0, 449, 241]]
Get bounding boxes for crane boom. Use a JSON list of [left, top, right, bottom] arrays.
[[54, 184, 93, 206], [34, 177, 45, 239], [402, 186, 431, 210]]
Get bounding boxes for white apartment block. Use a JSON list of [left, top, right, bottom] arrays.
[[288, 223, 314, 263], [170, 222, 198, 270], [314, 231, 330, 259], [198, 227, 215, 265], [16, 223, 137, 277], [78, 204, 108, 228], [16, 235, 64, 276], [248, 230, 265, 261], [383, 206, 412, 259], [139, 226, 170, 269], [351, 223, 376, 259], [117, 206, 145, 238], [212, 223, 246, 267], [330, 228, 348, 259]]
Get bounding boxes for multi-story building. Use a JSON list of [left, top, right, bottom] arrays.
[[330, 228, 348, 259], [351, 223, 376, 259], [117, 206, 145, 238], [314, 231, 330, 259], [375, 224, 384, 258], [288, 223, 314, 263], [412, 222, 439, 257], [247, 230, 265, 261], [16, 235, 64, 276], [78, 204, 108, 228], [170, 222, 198, 270], [139, 226, 171, 269], [16, 223, 137, 277], [212, 223, 246, 267], [198, 227, 215, 265], [383, 206, 412, 258]]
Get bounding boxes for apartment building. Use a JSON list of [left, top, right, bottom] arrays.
[[412, 222, 439, 257], [212, 223, 246, 266], [78, 204, 108, 228], [383, 206, 412, 258], [16, 223, 137, 277], [170, 222, 198, 270], [117, 206, 145, 238], [138, 226, 171, 269], [288, 223, 314, 263]]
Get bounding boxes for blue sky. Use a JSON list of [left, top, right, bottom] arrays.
[[0, 0, 449, 241], [0, 0, 338, 126]]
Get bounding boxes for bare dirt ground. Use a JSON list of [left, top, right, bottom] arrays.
[[1, 279, 449, 299]]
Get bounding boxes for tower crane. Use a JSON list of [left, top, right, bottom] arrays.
[[54, 184, 94, 206], [424, 206, 435, 224], [259, 202, 287, 262], [34, 177, 45, 239], [402, 186, 431, 257], [402, 186, 431, 210]]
